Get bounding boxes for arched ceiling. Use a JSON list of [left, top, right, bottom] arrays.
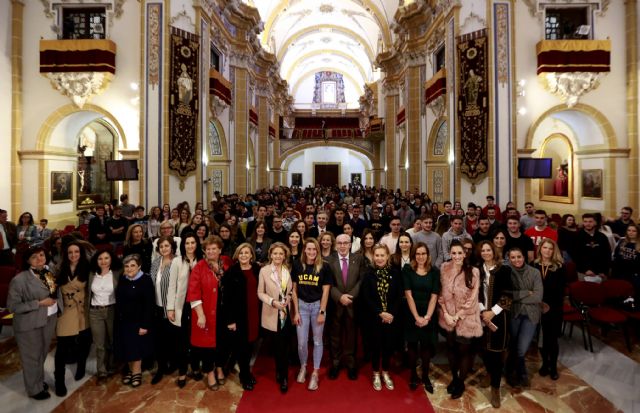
[[245, 0, 399, 107]]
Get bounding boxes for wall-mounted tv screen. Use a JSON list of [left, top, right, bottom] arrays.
[[517, 158, 552, 179], [105, 160, 139, 181]]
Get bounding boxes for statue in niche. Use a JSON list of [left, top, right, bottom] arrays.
[[177, 64, 193, 105], [553, 162, 569, 197], [463, 69, 482, 109]]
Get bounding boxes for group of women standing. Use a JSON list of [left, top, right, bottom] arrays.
[[352, 233, 565, 409], [7, 221, 566, 407]]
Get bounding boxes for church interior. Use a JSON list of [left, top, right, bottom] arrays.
[[1, 0, 639, 412]]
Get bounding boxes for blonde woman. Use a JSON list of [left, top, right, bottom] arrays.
[[361, 244, 402, 391], [292, 238, 332, 390], [533, 238, 565, 381], [257, 242, 293, 393], [319, 232, 335, 259]]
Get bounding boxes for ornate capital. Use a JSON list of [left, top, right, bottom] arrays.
[[44, 72, 113, 108]]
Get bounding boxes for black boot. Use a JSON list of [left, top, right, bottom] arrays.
[[75, 362, 86, 381], [55, 380, 67, 397]]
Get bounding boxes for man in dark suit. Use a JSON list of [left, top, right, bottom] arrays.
[[326, 233, 367, 380], [0, 208, 18, 265]]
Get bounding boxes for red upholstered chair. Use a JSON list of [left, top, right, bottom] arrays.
[[77, 224, 89, 240], [569, 281, 631, 352], [0, 266, 16, 285], [61, 225, 76, 235]]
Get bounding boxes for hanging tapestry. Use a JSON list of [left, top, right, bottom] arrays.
[[169, 26, 199, 181], [457, 29, 488, 181], [312, 71, 346, 105]]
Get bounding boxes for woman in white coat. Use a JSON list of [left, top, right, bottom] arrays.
[[167, 233, 203, 387]]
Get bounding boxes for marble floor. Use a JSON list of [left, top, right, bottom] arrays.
[[0, 325, 637, 413]]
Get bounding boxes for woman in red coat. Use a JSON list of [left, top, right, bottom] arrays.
[[187, 235, 232, 391]]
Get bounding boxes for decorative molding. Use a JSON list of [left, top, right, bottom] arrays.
[[170, 6, 196, 32], [41, 0, 126, 34], [539, 72, 604, 107], [428, 94, 446, 118], [210, 95, 229, 118], [460, 11, 486, 33], [495, 3, 509, 85], [523, 0, 611, 19], [44, 72, 113, 108], [148, 3, 161, 87]]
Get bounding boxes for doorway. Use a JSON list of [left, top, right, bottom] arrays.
[[314, 163, 339, 187]]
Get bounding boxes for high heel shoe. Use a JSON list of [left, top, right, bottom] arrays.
[[423, 376, 434, 394], [372, 372, 382, 391]]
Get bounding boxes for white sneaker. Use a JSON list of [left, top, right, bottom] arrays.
[[296, 366, 306, 383], [372, 372, 382, 391]]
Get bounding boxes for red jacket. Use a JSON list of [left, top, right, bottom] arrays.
[[187, 256, 232, 347]]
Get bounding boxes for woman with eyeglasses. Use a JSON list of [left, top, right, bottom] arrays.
[[115, 254, 155, 388]]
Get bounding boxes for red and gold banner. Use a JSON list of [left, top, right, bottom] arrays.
[[536, 40, 611, 74], [425, 68, 446, 105], [457, 29, 488, 181], [169, 27, 199, 179], [40, 39, 116, 74]]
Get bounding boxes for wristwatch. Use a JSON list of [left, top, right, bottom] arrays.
[[319, 310, 326, 315]]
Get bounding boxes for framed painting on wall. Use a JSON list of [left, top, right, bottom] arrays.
[[582, 169, 603, 199], [291, 173, 302, 187], [539, 134, 573, 204], [51, 171, 73, 203], [350, 173, 362, 186]]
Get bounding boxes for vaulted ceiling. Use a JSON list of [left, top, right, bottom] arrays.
[[246, 0, 399, 107]]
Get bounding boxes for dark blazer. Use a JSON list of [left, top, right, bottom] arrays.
[[1, 221, 17, 249], [249, 237, 272, 264], [327, 252, 367, 317], [480, 264, 513, 352], [7, 269, 55, 332], [219, 262, 260, 341], [361, 265, 403, 326]]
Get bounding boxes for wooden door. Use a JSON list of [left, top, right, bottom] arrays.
[[314, 164, 339, 187]]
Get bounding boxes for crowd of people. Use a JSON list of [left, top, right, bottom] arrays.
[[2, 186, 638, 407]]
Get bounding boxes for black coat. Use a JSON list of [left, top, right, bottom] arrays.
[[480, 265, 513, 352], [361, 266, 403, 328], [218, 262, 260, 341]]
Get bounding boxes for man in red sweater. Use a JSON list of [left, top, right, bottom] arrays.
[[524, 209, 558, 249]]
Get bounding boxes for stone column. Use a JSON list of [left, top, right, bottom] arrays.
[[626, 0, 638, 210], [233, 66, 248, 195], [406, 65, 421, 192], [384, 92, 397, 189], [11, 0, 24, 220], [257, 94, 268, 189]]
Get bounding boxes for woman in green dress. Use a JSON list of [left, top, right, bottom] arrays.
[[402, 242, 440, 393]]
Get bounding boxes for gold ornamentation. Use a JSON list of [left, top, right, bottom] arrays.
[[539, 72, 604, 108], [45, 71, 113, 109]]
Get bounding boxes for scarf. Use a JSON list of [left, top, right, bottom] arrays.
[[375, 266, 392, 312], [32, 266, 57, 297]]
